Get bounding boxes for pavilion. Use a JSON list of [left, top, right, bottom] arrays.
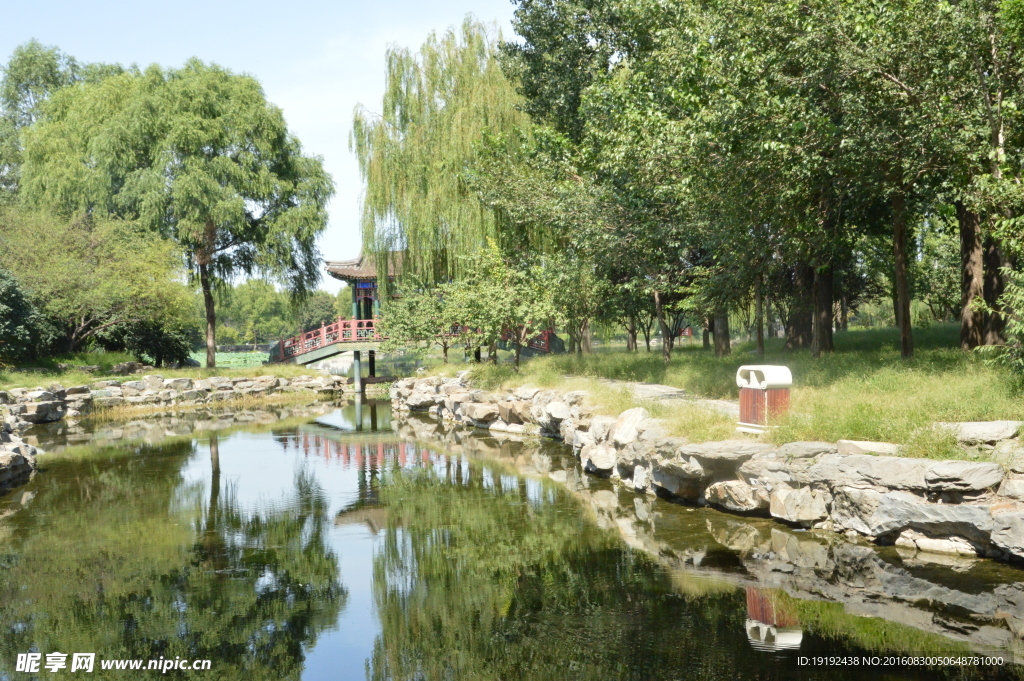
[[324, 251, 401, 319]]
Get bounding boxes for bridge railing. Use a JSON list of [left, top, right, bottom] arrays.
[[278, 318, 384, 360]]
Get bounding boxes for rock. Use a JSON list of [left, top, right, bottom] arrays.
[[924, 460, 1003, 492], [110, 361, 144, 375], [143, 375, 165, 391], [562, 391, 586, 407], [808, 453, 926, 490], [497, 401, 523, 425], [584, 444, 617, 472], [770, 487, 829, 526], [633, 465, 650, 491], [405, 392, 436, 410], [837, 440, 901, 456], [545, 400, 571, 421], [25, 390, 55, 402], [998, 478, 1024, 501], [464, 403, 499, 423], [991, 512, 1024, 558], [809, 453, 1002, 492], [677, 440, 775, 465], [514, 386, 541, 400], [589, 416, 617, 443], [895, 529, 977, 556], [706, 480, 768, 513], [64, 385, 90, 396], [92, 396, 126, 409], [650, 460, 703, 499], [778, 441, 837, 459], [0, 391, 9, 405], [21, 401, 66, 424], [611, 407, 649, 446], [991, 440, 1024, 474], [163, 378, 193, 390], [936, 421, 1023, 444], [831, 487, 994, 543]]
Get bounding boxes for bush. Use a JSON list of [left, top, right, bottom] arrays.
[[0, 268, 38, 363]]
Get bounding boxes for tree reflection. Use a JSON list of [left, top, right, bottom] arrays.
[[0, 436, 344, 680]]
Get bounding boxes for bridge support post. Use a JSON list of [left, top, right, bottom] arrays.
[[368, 350, 376, 377], [353, 351, 362, 393], [355, 393, 363, 430]]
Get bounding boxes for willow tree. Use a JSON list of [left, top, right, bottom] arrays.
[[351, 17, 534, 286], [20, 60, 333, 367]]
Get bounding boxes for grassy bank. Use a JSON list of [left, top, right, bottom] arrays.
[[0, 351, 314, 391], [433, 324, 1024, 458]]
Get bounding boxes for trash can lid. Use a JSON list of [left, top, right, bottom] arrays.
[[736, 365, 792, 389]]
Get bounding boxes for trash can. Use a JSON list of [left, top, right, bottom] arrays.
[[736, 365, 792, 433]]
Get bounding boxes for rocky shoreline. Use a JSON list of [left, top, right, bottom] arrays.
[[391, 413, 1024, 659], [0, 372, 378, 496], [391, 374, 1024, 565]]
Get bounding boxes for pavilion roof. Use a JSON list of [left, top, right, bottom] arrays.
[[324, 251, 403, 282]]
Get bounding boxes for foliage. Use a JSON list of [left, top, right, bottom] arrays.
[[0, 267, 38, 363], [352, 18, 535, 285], [0, 210, 193, 352], [296, 290, 338, 332], [19, 58, 334, 367], [378, 285, 460, 361], [217, 280, 296, 344]]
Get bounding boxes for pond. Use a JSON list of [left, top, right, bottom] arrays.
[[1, 399, 1023, 680]]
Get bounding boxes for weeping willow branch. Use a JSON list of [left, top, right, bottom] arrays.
[[351, 17, 534, 287]]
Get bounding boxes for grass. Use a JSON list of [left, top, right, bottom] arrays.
[[430, 324, 1024, 457], [0, 350, 317, 391]]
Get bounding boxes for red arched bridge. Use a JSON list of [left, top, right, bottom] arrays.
[[269, 317, 559, 366]]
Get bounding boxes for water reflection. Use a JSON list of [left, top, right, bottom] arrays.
[[1, 403, 1022, 680]]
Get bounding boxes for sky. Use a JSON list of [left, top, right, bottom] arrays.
[[0, 0, 517, 293]]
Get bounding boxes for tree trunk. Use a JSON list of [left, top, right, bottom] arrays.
[[839, 294, 849, 331], [754, 274, 765, 358], [892, 192, 914, 358], [785, 262, 814, 350], [653, 290, 672, 362], [625, 318, 637, 351], [200, 262, 217, 369], [488, 341, 497, 364], [984, 237, 1010, 345], [957, 201, 984, 349], [811, 266, 834, 358], [702, 320, 710, 350], [582, 320, 592, 353], [442, 344, 449, 363], [713, 309, 731, 357], [514, 341, 522, 369]]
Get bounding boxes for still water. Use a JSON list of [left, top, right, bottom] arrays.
[[2, 400, 1024, 680]]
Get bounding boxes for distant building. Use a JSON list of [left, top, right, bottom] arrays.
[[324, 252, 402, 320]]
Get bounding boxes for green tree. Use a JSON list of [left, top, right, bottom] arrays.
[[297, 290, 338, 332], [379, 286, 460, 362], [19, 59, 334, 368], [0, 267, 37, 363], [0, 210, 193, 352], [352, 18, 535, 285]]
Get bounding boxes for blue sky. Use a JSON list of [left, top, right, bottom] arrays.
[[0, 0, 516, 293]]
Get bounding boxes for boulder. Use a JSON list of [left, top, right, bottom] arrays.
[[991, 440, 1024, 474], [25, 390, 55, 402], [21, 401, 66, 424], [546, 400, 571, 421], [589, 416, 617, 443], [650, 460, 703, 499], [924, 460, 1003, 492], [778, 441, 837, 459], [611, 407, 650, 446], [584, 444, 617, 472], [633, 465, 650, 491], [770, 487, 829, 526], [497, 401, 523, 425], [163, 377, 193, 391], [562, 391, 586, 407], [64, 385, 90, 396], [143, 375, 165, 390], [991, 512, 1024, 559], [837, 440, 901, 456], [405, 392, 436, 410], [514, 386, 541, 400], [464, 403, 499, 423], [706, 480, 768, 512], [894, 529, 978, 556], [998, 478, 1024, 501], [831, 487, 994, 543], [92, 396, 126, 409], [677, 440, 775, 466], [936, 421, 1023, 444]]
